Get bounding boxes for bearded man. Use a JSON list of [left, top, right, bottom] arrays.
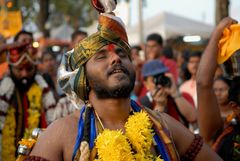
[[0, 39, 56, 161], [20, 0, 222, 161]]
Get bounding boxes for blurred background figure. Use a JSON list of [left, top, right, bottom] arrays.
[[180, 51, 202, 108], [38, 38, 81, 121], [70, 30, 88, 49], [162, 45, 174, 59], [213, 76, 234, 124], [139, 60, 197, 127], [130, 45, 144, 100], [40, 50, 59, 96], [136, 33, 178, 99], [41, 51, 57, 82], [0, 34, 7, 79], [0, 39, 56, 161], [145, 33, 178, 82], [14, 30, 33, 43], [0, 31, 35, 80]]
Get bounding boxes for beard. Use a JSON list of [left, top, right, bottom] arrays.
[[10, 72, 36, 92], [87, 64, 135, 99]]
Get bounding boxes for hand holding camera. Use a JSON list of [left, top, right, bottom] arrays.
[[153, 73, 180, 99]]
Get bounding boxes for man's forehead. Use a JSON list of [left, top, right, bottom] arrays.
[[17, 34, 33, 43], [100, 44, 118, 51], [14, 60, 35, 69]]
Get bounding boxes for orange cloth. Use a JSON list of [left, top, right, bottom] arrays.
[[0, 62, 8, 79], [218, 24, 240, 64]]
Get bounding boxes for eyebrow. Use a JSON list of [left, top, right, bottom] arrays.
[[97, 49, 108, 53]]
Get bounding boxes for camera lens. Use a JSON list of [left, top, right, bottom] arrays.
[[154, 74, 171, 87]]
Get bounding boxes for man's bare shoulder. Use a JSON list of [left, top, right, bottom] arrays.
[[30, 110, 80, 161], [42, 109, 80, 138]]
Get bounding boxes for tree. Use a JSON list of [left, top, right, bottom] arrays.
[[4, 0, 97, 33], [215, 0, 229, 25], [51, 0, 96, 29]]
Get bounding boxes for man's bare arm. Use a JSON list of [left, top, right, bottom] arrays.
[[30, 119, 65, 161], [196, 17, 237, 144], [30, 112, 79, 161]]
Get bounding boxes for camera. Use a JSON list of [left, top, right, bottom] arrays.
[[153, 74, 172, 87]]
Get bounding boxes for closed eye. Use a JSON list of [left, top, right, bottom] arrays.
[[115, 48, 127, 58], [95, 49, 108, 59]]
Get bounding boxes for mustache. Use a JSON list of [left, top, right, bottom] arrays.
[[107, 64, 130, 76]]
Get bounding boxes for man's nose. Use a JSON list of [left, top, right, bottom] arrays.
[[20, 69, 28, 77], [110, 51, 121, 64]]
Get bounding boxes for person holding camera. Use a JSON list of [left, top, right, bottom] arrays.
[[139, 60, 197, 127]]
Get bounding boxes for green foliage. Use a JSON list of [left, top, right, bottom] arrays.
[[4, 0, 98, 30], [50, 0, 97, 27]]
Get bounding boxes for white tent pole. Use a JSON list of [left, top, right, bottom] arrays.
[[138, 0, 144, 44]]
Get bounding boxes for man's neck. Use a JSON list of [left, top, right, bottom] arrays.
[[89, 91, 132, 130]]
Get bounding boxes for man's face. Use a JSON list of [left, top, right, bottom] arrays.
[[145, 40, 162, 60], [42, 53, 56, 73], [16, 34, 33, 43], [11, 60, 36, 91], [86, 44, 135, 99], [72, 34, 87, 47]]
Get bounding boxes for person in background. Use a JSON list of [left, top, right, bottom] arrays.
[[213, 76, 233, 123], [162, 45, 174, 59], [70, 30, 88, 49], [197, 17, 240, 161], [145, 33, 178, 82], [180, 51, 202, 108], [0, 41, 56, 161], [14, 30, 34, 43], [130, 45, 144, 100], [139, 60, 197, 127], [0, 31, 34, 80], [40, 49, 78, 120], [137, 33, 179, 99], [41, 51, 58, 89], [0, 34, 8, 79]]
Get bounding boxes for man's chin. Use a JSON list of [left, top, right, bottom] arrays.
[[109, 79, 130, 88]]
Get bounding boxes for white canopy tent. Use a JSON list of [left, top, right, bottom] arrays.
[[127, 12, 214, 45], [85, 12, 214, 45]]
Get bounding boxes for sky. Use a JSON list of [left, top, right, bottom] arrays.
[[129, 0, 240, 26]]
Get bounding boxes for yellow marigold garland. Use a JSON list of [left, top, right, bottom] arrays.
[[24, 83, 42, 138], [94, 130, 133, 161], [1, 83, 42, 160], [2, 107, 16, 161], [95, 111, 164, 161]]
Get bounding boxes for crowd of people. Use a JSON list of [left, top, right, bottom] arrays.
[[0, 0, 239, 161]]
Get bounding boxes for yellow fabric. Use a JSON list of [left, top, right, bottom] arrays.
[[218, 24, 240, 64], [0, 10, 22, 38]]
